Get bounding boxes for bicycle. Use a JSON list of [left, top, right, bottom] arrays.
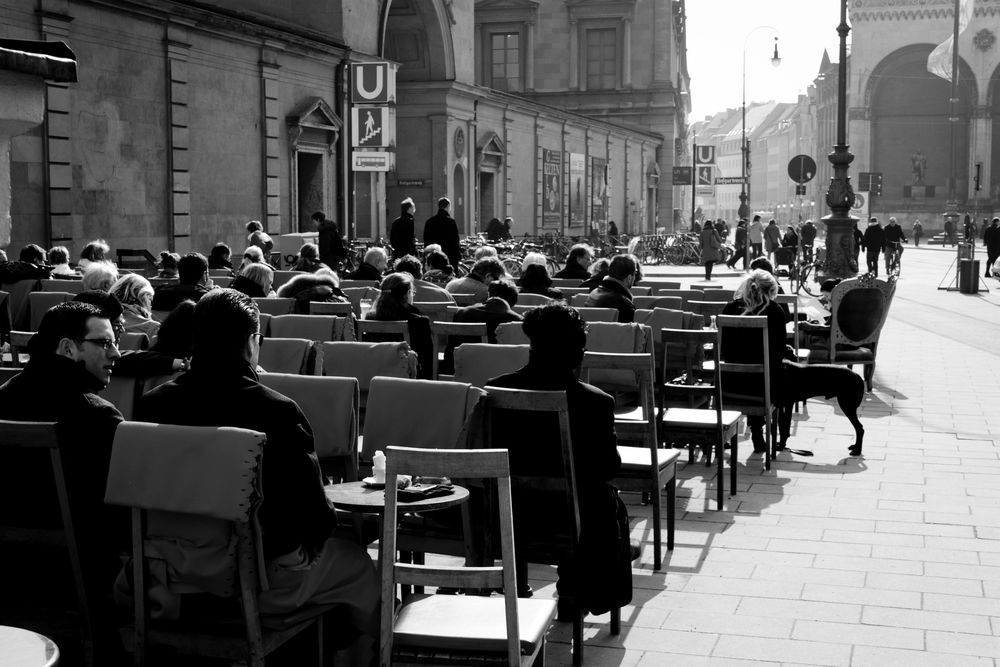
[[885, 241, 903, 278], [792, 246, 825, 297]]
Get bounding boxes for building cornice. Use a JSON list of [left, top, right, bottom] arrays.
[[852, 0, 1000, 22]]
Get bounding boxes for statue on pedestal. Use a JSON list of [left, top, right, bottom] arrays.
[[911, 150, 927, 185]]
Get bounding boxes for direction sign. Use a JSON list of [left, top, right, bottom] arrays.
[[696, 165, 714, 186], [858, 172, 883, 195], [715, 176, 746, 185], [695, 145, 715, 165], [351, 62, 396, 104], [788, 155, 817, 184], [672, 166, 693, 185], [351, 106, 393, 148], [352, 151, 393, 172]]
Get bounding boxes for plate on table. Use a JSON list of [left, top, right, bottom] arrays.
[[362, 475, 412, 489]]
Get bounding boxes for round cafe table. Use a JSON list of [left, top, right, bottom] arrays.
[[0, 626, 60, 667], [324, 480, 469, 514]]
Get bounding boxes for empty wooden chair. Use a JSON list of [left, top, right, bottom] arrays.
[[633, 295, 683, 311], [118, 331, 149, 352], [638, 280, 680, 291], [101, 376, 143, 420], [340, 286, 380, 317], [356, 319, 409, 344], [652, 288, 702, 307], [380, 446, 557, 666], [8, 331, 33, 368], [252, 297, 295, 316], [494, 321, 529, 345], [413, 301, 452, 323], [699, 288, 735, 302], [2, 278, 40, 331], [29, 291, 73, 331], [430, 321, 488, 379], [257, 337, 313, 374], [269, 314, 346, 343], [453, 343, 529, 388], [687, 300, 729, 327]]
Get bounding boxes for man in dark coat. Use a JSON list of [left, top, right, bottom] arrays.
[[136, 289, 378, 641], [584, 254, 639, 322], [554, 244, 594, 280], [862, 217, 886, 276], [487, 304, 632, 619], [151, 252, 212, 312], [799, 219, 817, 263], [0, 301, 126, 663], [389, 197, 417, 260], [984, 217, 1000, 277], [727, 219, 748, 269], [313, 211, 348, 268], [347, 247, 387, 282], [452, 278, 522, 343], [424, 197, 462, 269], [883, 216, 907, 274]]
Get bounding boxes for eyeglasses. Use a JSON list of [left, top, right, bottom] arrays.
[[251, 332, 265, 347], [74, 337, 119, 351]]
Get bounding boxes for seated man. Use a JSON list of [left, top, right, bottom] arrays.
[[445, 256, 505, 303], [453, 278, 521, 342], [135, 289, 377, 643], [487, 304, 633, 619], [554, 243, 594, 281], [584, 254, 639, 322], [151, 252, 212, 312], [0, 301, 126, 662], [393, 254, 455, 303], [347, 246, 387, 282]]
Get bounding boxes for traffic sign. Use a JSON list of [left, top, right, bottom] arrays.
[[715, 176, 746, 185], [696, 165, 714, 186], [795, 184, 807, 195], [695, 145, 715, 165], [858, 172, 883, 196], [352, 151, 393, 171], [351, 106, 393, 148], [672, 166, 693, 185], [351, 62, 396, 104], [788, 155, 817, 184]]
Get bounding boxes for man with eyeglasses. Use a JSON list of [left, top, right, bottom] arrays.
[[0, 301, 127, 663]]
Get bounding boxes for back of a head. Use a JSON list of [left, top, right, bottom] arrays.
[[520, 263, 552, 288], [437, 197, 450, 210], [373, 272, 413, 319], [210, 242, 231, 260], [241, 262, 273, 291], [246, 220, 263, 233], [749, 256, 774, 275], [47, 245, 70, 265], [81, 239, 109, 262], [474, 246, 497, 261], [363, 246, 388, 270], [488, 278, 518, 306], [425, 250, 451, 272], [472, 256, 505, 281], [521, 252, 548, 272], [19, 244, 45, 264], [110, 273, 153, 307], [248, 230, 269, 250], [31, 301, 105, 356], [522, 303, 586, 368], [589, 257, 610, 276], [311, 211, 325, 223], [73, 289, 124, 321], [81, 261, 119, 292], [568, 244, 592, 263], [242, 246, 264, 263], [394, 254, 422, 280], [400, 196, 414, 214], [178, 253, 208, 285], [752, 215, 761, 223], [736, 269, 778, 312], [607, 254, 637, 281], [153, 300, 196, 358], [192, 289, 259, 359], [298, 243, 319, 261], [159, 251, 179, 272]]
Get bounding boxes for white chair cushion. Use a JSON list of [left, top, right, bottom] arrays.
[[617, 445, 681, 472], [661, 407, 742, 429]]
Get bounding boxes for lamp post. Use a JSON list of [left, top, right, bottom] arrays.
[[739, 27, 781, 221], [820, 0, 857, 279]]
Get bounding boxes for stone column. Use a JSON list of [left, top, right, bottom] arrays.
[[525, 21, 535, 92], [622, 17, 632, 89], [568, 20, 579, 90], [0, 72, 47, 246], [260, 44, 283, 234]]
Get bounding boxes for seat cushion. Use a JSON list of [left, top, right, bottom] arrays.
[[617, 445, 681, 472], [393, 594, 557, 655], [807, 346, 873, 363], [661, 407, 742, 429]]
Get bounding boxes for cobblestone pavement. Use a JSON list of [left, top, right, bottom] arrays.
[[537, 245, 1000, 665]]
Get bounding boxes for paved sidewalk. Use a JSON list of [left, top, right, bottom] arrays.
[[537, 252, 1000, 665]]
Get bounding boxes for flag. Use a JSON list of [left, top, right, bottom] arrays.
[[927, 0, 975, 82]]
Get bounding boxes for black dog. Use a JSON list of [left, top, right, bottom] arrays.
[[783, 361, 866, 456]]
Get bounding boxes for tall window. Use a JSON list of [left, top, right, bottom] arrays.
[[585, 28, 617, 90], [490, 32, 521, 92]]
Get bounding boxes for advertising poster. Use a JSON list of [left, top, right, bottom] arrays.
[[542, 149, 562, 228], [591, 158, 608, 229], [569, 152, 585, 228]]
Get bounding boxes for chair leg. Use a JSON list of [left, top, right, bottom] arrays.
[[652, 476, 662, 571], [611, 606, 621, 635], [666, 476, 675, 551], [729, 434, 738, 497], [572, 610, 583, 666], [716, 435, 724, 510]]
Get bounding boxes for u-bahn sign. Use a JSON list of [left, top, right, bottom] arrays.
[[351, 62, 396, 104]]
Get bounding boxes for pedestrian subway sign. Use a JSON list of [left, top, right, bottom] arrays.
[[351, 62, 396, 104], [351, 106, 394, 148]]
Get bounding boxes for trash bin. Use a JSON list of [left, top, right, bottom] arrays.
[[959, 259, 980, 293], [958, 243, 975, 260]]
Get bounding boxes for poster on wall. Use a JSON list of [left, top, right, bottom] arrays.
[[542, 149, 562, 228], [569, 152, 585, 228], [590, 158, 608, 230]]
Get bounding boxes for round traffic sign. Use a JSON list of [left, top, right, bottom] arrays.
[[788, 155, 817, 184]]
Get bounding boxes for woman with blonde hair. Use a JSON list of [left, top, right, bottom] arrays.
[[291, 242, 328, 273], [110, 273, 160, 339], [231, 262, 275, 298], [366, 272, 433, 378], [81, 261, 119, 292]]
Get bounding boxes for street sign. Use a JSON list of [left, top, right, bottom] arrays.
[[715, 176, 746, 185], [352, 151, 393, 171], [696, 165, 714, 186], [788, 154, 817, 184], [350, 62, 396, 104], [696, 186, 715, 196], [695, 145, 715, 165], [858, 172, 883, 196], [672, 166, 693, 185], [351, 106, 393, 148], [850, 192, 868, 220]]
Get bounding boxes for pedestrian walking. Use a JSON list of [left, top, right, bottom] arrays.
[[424, 197, 461, 269], [912, 219, 923, 247], [944, 217, 957, 246], [853, 222, 864, 269], [700, 223, 723, 281], [984, 217, 1000, 278], [764, 219, 782, 262], [862, 216, 886, 276], [727, 219, 748, 270], [964, 215, 977, 246], [799, 219, 817, 263], [389, 197, 417, 259], [748, 215, 764, 260]]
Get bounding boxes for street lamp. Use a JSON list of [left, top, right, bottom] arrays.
[[738, 27, 781, 221]]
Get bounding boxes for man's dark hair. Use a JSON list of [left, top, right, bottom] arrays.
[[608, 255, 637, 281], [192, 289, 259, 359], [311, 211, 325, 222], [73, 289, 124, 320], [567, 244, 591, 265], [820, 278, 842, 293], [749, 257, 775, 275], [437, 197, 451, 210], [522, 304, 586, 368], [152, 300, 196, 358], [246, 220, 263, 233], [30, 301, 106, 356], [178, 253, 209, 285], [210, 242, 231, 260], [393, 254, 423, 281], [19, 244, 45, 264], [472, 257, 505, 281], [47, 246, 69, 265], [425, 250, 451, 272], [487, 278, 518, 307], [80, 240, 109, 262]]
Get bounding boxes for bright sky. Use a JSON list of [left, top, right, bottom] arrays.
[[685, 1, 846, 122]]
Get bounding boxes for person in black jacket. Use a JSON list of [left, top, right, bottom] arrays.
[[487, 304, 633, 619], [584, 254, 639, 322], [861, 217, 886, 276], [312, 211, 348, 268], [452, 278, 522, 343], [984, 217, 1000, 278], [554, 244, 594, 280], [883, 216, 907, 274], [424, 197, 462, 269], [136, 290, 378, 640], [365, 272, 433, 379], [389, 197, 417, 260], [347, 247, 387, 282], [151, 253, 212, 311]]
